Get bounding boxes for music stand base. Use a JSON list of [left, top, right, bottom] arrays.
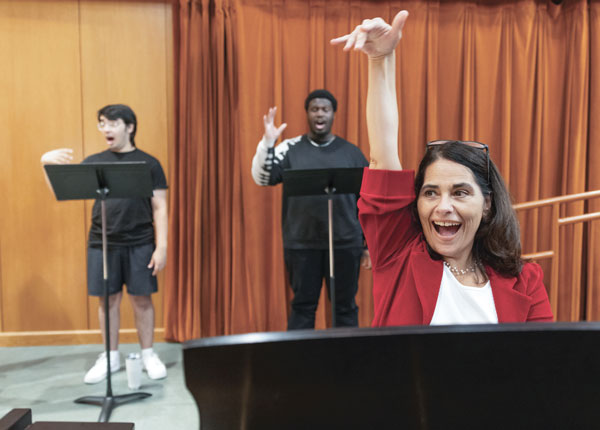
[[75, 392, 151, 422]]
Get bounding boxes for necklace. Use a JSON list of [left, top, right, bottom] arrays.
[[308, 136, 335, 147], [444, 261, 477, 276]]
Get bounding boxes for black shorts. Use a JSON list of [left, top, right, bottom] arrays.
[[87, 243, 158, 296]]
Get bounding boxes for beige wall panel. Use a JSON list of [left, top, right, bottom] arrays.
[[79, 1, 172, 331], [0, 1, 89, 331], [0, 328, 165, 347]]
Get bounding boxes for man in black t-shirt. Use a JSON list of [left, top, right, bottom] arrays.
[[251, 89, 372, 330], [41, 104, 168, 384]]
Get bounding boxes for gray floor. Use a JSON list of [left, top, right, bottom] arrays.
[[0, 343, 199, 429]]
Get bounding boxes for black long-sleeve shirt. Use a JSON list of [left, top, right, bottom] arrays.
[[252, 134, 368, 249]]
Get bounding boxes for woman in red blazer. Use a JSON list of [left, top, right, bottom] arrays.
[[332, 11, 553, 326]]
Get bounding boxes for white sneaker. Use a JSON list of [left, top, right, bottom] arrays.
[[142, 352, 167, 380], [84, 351, 121, 384]]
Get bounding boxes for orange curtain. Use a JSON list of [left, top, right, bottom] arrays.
[[166, 0, 600, 342], [165, 0, 242, 339]]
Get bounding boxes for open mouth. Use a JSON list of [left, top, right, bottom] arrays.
[[433, 221, 461, 237], [106, 136, 115, 144], [314, 121, 326, 130]]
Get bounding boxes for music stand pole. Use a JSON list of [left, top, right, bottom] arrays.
[[100, 188, 114, 417], [325, 186, 336, 328]]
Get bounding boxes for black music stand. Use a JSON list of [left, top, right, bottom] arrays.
[[44, 162, 153, 422], [282, 167, 363, 327], [183, 323, 600, 430]]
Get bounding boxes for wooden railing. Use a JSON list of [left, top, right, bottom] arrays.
[[513, 190, 600, 317]]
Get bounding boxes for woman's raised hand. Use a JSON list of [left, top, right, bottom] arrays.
[[330, 10, 409, 58]]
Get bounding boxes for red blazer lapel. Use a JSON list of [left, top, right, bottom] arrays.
[[412, 253, 443, 324], [487, 267, 532, 322]]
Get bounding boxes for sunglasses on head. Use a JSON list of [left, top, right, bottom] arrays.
[[426, 140, 490, 185]]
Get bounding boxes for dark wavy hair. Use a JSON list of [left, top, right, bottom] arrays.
[[412, 141, 523, 277], [97, 104, 137, 146]]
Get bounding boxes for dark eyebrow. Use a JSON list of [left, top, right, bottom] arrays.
[[421, 183, 475, 191], [453, 183, 475, 190]]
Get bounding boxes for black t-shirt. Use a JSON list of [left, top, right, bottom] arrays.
[[82, 148, 168, 247]]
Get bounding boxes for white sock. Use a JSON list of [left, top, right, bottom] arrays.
[[109, 350, 120, 361], [141, 348, 154, 359]]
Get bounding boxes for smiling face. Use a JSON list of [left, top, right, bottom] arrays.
[[417, 158, 491, 265], [97, 115, 134, 153], [306, 98, 334, 142]]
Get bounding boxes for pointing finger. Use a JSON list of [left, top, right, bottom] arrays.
[[344, 28, 359, 51], [330, 34, 350, 45]]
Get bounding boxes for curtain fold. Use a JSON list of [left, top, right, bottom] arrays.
[[165, 0, 242, 340], [586, 0, 600, 320], [166, 0, 600, 342]]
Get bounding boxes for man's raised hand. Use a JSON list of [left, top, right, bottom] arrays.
[[263, 106, 287, 147], [330, 10, 409, 58]]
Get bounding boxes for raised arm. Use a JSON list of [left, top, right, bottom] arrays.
[[331, 11, 408, 170], [251, 106, 288, 185], [40, 148, 74, 192]]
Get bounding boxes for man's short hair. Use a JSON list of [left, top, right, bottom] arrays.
[[97, 104, 137, 146], [304, 89, 337, 112]]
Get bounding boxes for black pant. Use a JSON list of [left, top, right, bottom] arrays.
[[284, 247, 363, 330]]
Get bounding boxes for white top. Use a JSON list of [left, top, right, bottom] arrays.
[[430, 265, 498, 325]]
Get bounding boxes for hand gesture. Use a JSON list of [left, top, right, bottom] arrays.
[[148, 248, 167, 276], [263, 106, 287, 147], [330, 10, 409, 58], [40, 148, 74, 165], [361, 249, 372, 270]]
